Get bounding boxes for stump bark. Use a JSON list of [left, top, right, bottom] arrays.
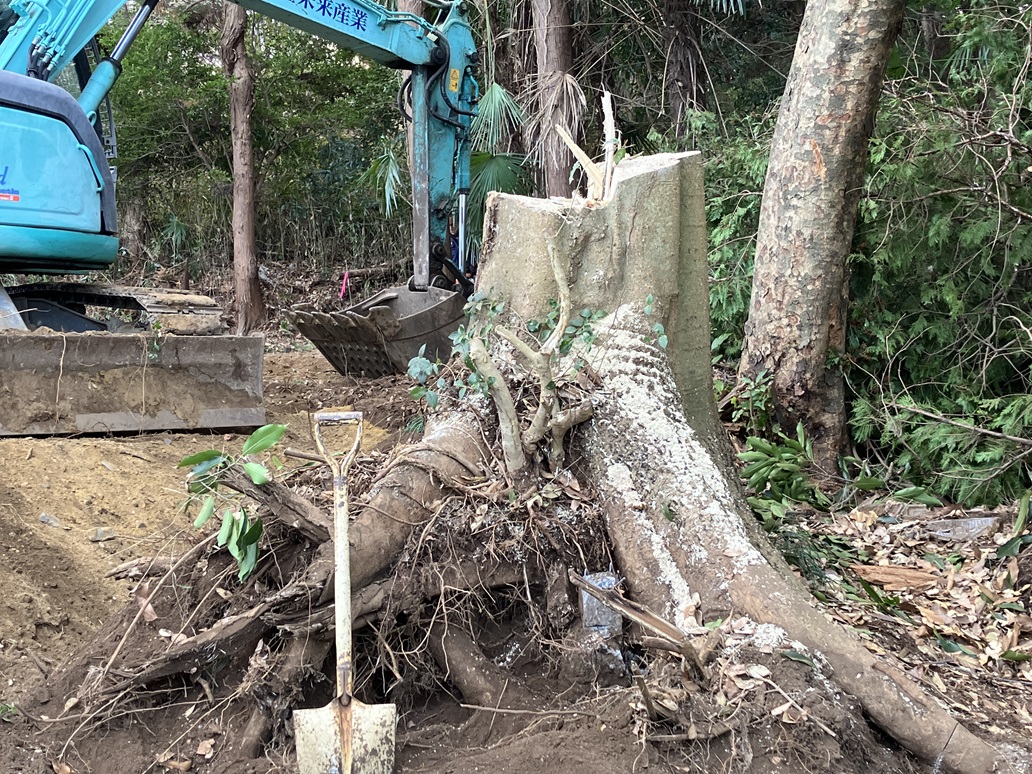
[[475, 152, 1011, 774]]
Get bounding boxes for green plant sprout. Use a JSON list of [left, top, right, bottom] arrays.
[[180, 423, 287, 581]]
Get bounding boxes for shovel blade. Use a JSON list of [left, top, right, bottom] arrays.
[[295, 700, 397, 774]]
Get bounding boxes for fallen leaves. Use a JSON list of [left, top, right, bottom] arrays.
[[850, 564, 939, 591], [794, 498, 1032, 734]]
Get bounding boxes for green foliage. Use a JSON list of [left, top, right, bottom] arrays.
[[406, 291, 605, 411], [104, 12, 403, 278], [845, 1, 1032, 506], [526, 299, 605, 356], [180, 424, 287, 580], [729, 369, 773, 435], [667, 109, 777, 364], [773, 525, 863, 585], [694, 1, 1032, 507], [739, 423, 831, 530], [358, 138, 406, 216], [472, 82, 526, 152]]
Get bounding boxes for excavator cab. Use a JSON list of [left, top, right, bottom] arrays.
[[0, 68, 119, 274]]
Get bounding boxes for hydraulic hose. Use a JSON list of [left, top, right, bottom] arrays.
[[434, 34, 476, 118]]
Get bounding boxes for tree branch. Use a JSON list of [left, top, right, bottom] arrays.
[[469, 336, 526, 475]]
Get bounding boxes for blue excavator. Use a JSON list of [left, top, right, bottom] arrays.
[[0, 0, 478, 435]]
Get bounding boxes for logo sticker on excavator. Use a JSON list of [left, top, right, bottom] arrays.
[[449, 68, 460, 92], [0, 166, 19, 202]]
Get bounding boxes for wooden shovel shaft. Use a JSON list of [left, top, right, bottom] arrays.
[[312, 411, 363, 700]]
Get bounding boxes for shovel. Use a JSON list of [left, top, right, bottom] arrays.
[[295, 411, 397, 774]]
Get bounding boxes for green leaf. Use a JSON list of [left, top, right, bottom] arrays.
[[192, 495, 216, 528], [178, 449, 223, 468], [188, 475, 217, 496], [853, 477, 885, 490], [781, 650, 816, 669], [241, 424, 288, 456], [238, 542, 259, 581], [935, 634, 975, 657], [1015, 491, 1029, 536], [227, 523, 245, 562], [996, 535, 1031, 558], [189, 456, 226, 478], [242, 462, 271, 485], [240, 517, 263, 547], [1001, 650, 1032, 662], [216, 510, 235, 547]]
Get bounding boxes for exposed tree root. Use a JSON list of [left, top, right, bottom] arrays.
[[579, 307, 1008, 774]]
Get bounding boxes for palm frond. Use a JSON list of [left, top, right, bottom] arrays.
[[467, 151, 534, 253], [358, 137, 406, 216], [471, 82, 527, 152], [470, 151, 533, 205]]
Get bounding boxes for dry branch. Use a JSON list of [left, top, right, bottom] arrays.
[[220, 467, 331, 542]]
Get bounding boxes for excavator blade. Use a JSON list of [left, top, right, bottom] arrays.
[[289, 285, 465, 378], [0, 284, 265, 437], [0, 331, 265, 436]]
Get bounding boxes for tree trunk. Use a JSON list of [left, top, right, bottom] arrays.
[[476, 153, 1008, 774], [738, 0, 905, 470], [663, 0, 706, 135], [531, 0, 579, 198], [221, 2, 265, 334]]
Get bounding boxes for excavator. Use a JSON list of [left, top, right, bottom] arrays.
[[0, 0, 478, 435]]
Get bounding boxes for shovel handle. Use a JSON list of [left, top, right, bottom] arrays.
[[311, 411, 363, 699]]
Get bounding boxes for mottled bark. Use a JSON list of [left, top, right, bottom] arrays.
[[739, 0, 905, 469], [663, 0, 706, 135], [221, 3, 265, 334], [531, 0, 577, 197]]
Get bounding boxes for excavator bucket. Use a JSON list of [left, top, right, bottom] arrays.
[[289, 285, 465, 378]]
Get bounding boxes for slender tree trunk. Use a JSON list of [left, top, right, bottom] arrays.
[[221, 3, 265, 334], [739, 0, 905, 470], [531, 0, 578, 198], [663, 0, 706, 135]]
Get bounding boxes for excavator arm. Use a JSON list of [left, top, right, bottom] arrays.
[[1, 0, 478, 289], [0, 0, 480, 436]]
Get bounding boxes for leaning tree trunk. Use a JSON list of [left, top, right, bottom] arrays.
[[221, 2, 265, 334], [476, 153, 1008, 774], [738, 0, 905, 470], [530, 0, 579, 198]]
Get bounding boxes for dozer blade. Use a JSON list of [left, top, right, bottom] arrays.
[[289, 285, 465, 378], [0, 331, 265, 436]]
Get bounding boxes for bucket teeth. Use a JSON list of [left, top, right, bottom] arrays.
[[289, 306, 397, 378]]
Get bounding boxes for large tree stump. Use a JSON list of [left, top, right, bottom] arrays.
[[476, 152, 1010, 774]]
